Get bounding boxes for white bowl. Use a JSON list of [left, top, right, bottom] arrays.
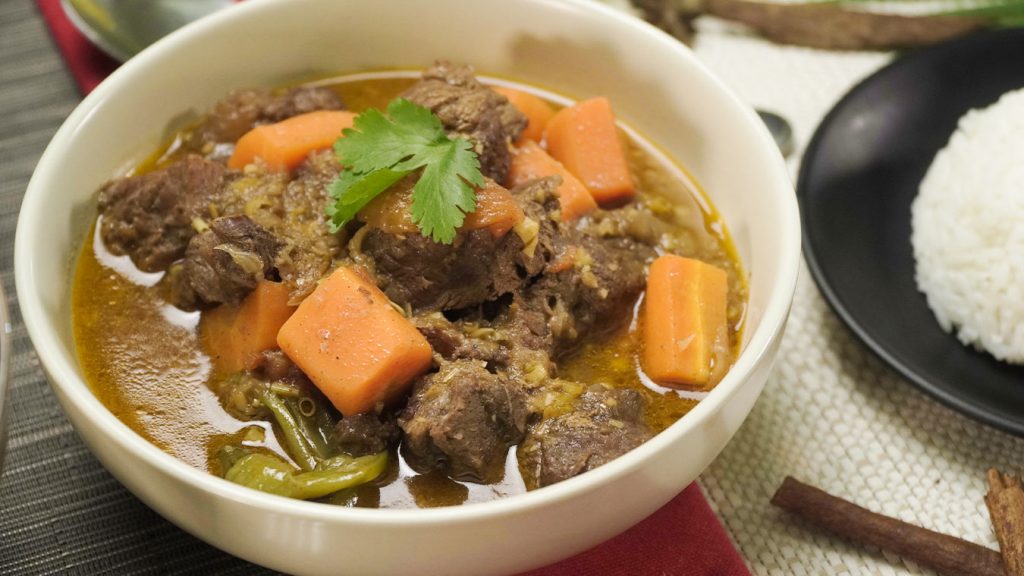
[[14, 0, 799, 574]]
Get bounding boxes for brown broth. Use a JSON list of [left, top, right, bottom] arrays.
[[72, 72, 746, 508]]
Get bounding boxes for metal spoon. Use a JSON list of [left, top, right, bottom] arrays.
[[63, 0, 796, 157], [757, 109, 794, 158]]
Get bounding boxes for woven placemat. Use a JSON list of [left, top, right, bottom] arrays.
[[693, 18, 1024, 575], [0, 3, 272, 574]]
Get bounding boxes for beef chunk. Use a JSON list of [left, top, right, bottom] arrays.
[[261, 86, 345, 123], [180, 215, 281, 306], [190, 86, 344, 151], [250, 349, 298, 382], [399, 360, 529, 483], [209, 149, 343, 302], [413, 314, 509, 367], [499, 177, 656, 354], [362, 227, 526, 312], [508, 175, 563, 265], [488, 300, 559, 389], [519, 234, 655, 353], [98, 155, 227, 272], [402, 61, 526, 181], [333, 412, 401, 457], [411, 307, 557, 394], [521, 385, 653, 487], [361, 176, 557, 313], [190, 89, 273, 150], [276, 150, 345, 300]]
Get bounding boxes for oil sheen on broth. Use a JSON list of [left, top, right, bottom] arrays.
[[72, 72, 747, 508]]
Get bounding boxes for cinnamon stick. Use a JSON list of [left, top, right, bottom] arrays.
[[705, 0, 985, 51], [634, 0, 698, 46], [771, 476, 1004, 576], [986, 469, 1024, 576]]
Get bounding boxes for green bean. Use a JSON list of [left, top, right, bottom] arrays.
[[224, 451, 388, 500], [320, 488, 360, 507], [268, 381, 302, 397], [217, 444, 249, 473], [256, 387, 338, 470], [284, 394, 334, 459], [256, 388, 319, 471]]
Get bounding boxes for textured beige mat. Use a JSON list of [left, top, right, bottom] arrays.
[[693, 18, 1024, 575]]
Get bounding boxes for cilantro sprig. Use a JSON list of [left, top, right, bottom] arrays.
[[326, 98, 484, 244]]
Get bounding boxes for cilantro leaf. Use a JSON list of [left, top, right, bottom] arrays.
[[334, 98, 447, 174], [409, 137, 484, 244], [326, 168, 411, 233], [325, 98, 486, 243]]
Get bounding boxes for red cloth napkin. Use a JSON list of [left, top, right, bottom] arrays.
[[35, 2, 752, 574], [519, 484, 751, 576]]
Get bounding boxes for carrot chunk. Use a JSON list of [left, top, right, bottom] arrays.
[[276, 267, 432, 416], [461, 182, 525, 237], [356, 174, 419, 235], [543, 97, 634, 206], [507, 140, 597, 221], [492, 86, 556, 144], [642, 255, 729, 389], [228, 110, 356, 172], [201, 280, 297, 374]]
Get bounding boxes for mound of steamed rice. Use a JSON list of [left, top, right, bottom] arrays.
[[911, 88, 1024, 364]]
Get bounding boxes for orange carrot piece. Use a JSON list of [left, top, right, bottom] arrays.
[[276, 267, 432, 416], [356, 174, 419, 235], [201, 280, 297, 374], [544, 97, 634, 206], [461, 183, 525, 237], [493, 86, 556, 144], [507, 140, 597, 221], [642, 254, 729, 389], [360, 178, 524, 238], [227, 110, 356, 172]]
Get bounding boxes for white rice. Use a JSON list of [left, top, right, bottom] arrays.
[[911, 88, 1024, 364]]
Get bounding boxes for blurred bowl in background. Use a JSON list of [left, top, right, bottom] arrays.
[[62, 0, 233, 61]]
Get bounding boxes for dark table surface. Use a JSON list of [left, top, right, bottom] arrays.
[[0, 3, 270, 573]]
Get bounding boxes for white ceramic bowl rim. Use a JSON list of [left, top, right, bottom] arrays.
[[15, 0, 799, 527]]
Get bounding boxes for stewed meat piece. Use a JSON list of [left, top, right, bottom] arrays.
[[261, 86, 346, 123], [519, 234, 654, 351], [98, 154, 228, 272], [275, 150, 345, 300], [402, 61, 526, 182], [520, 385, 653, 487], [179, 215, 281, 306], [361, 227, 526, 313], [359, 177, 557, 313], [399, 360, 529, 483], [333, 412, 401, 457], [189, 86, 345, 151], [412, 313, 509, 368], [210, 149, 344, 302]]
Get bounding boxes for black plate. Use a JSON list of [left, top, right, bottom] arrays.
[[798, 29, 1024, 435]]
